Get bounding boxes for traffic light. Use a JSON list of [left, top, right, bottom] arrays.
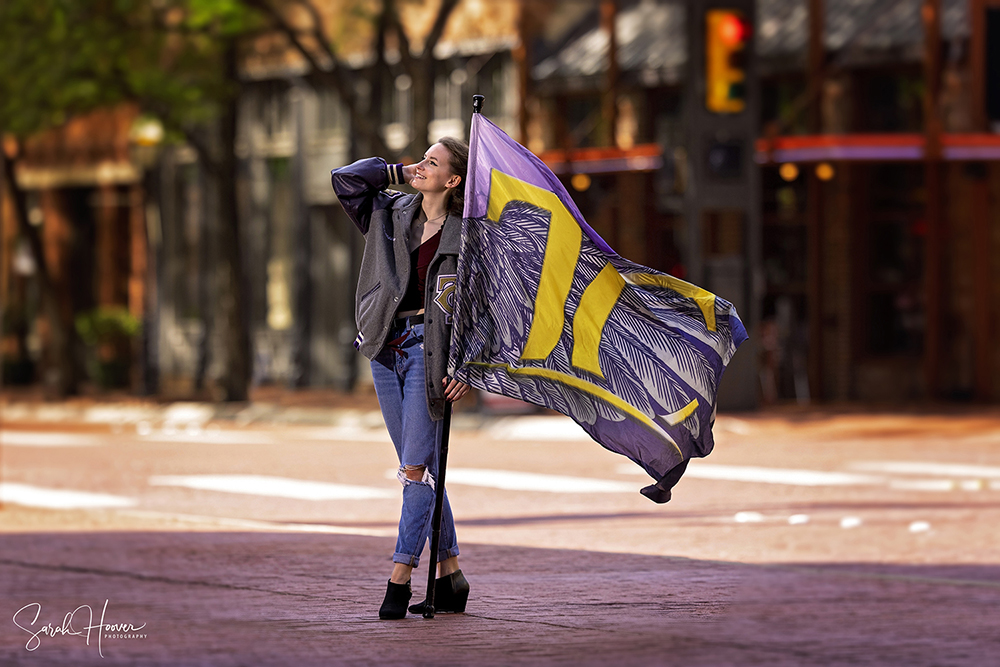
[[705, 9, 750, 114]]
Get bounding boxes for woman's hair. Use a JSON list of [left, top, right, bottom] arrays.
[[437, 136, 469, 216]]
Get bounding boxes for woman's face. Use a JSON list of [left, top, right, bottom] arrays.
[[412, 143, 461, 194]]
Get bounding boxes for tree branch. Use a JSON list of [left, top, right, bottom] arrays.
[[252, 0, 391, 156], [246, 0, 352, 102], [104, 66, 223, 175], [424, 0, 460, 59], [383, 0, 414, 73], [293, 0, 341, 65]]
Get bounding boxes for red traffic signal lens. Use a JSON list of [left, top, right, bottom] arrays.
[[717, 13, 749, 46]]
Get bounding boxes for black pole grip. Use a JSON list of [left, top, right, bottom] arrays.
[[472, 95, 485, 114]]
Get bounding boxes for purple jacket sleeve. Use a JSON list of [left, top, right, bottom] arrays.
[[331, 157, 406, 234]]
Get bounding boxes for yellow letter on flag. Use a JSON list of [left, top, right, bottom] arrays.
[[487, 169, 582, 362]]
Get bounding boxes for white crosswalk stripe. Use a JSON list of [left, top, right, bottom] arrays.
[[0, 483, 135, 509], [850, 461, 1000, 479], [487, 416, 591, 441], [139, 426, 391, 445], [618, 461, 1000, 491], [442, 468, 636, 493], [148, 474, 396, 500], [0, 432, 108, 447], [616, 463, 882, 486]]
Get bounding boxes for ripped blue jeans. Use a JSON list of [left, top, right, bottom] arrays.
[[371, 322, 459, 568]]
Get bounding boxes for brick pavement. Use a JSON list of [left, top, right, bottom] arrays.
[[1, 529, 998, 666], [3, 394, 1000, 664]]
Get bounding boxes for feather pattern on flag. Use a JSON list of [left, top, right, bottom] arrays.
[[449, 114, 748, 498]]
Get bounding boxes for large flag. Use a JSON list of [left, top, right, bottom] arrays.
[[449, 113, 748, 501]]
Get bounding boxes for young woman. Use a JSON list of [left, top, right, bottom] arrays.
[[331, 137, 471, 619]]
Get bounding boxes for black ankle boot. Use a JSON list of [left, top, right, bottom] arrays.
[[408, 570, 470, 615], [379, 579, 412, 619]]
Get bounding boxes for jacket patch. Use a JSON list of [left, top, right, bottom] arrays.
[[434, 274, 457, 323]]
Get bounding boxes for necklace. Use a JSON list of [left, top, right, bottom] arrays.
[[412, 212, 446, 250]]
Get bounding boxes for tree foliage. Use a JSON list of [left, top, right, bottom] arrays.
[[1, 1, 250, 148], [1, 0, 460, 163], [0, 0, 461, 398]]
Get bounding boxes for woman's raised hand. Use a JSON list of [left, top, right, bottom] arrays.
[[402, 164, 418, 185]]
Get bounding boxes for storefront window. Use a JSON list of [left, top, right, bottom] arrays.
[[760, 166, 808, 402], [863, 163, 924, 357]]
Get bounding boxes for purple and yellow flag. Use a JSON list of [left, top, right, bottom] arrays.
[[449, 113, 748, 501]]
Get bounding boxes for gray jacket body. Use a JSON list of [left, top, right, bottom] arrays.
[[331, 157, 460, 421]]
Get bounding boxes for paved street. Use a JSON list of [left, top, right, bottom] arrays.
[[1, 398, 999, 665]]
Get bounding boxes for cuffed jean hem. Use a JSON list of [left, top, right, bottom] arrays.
[[392, 545, 461, 568]]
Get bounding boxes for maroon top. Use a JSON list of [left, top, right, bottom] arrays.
[[398, 228, 443, 313]]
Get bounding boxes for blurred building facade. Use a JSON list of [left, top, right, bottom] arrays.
[[2, 0, 999, 406], [0, 106, 148, 391], [525, 0, 1000, 406], [754, 0, 996, 404], [153, 0, 522, 396]]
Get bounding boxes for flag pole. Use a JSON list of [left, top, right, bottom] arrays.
[[421, 401, 451, 619], [422, 94, 483, 620]]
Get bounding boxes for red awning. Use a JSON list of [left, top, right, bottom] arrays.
[[755, 133, 1000, 163], [539, 144, 663, 175]]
